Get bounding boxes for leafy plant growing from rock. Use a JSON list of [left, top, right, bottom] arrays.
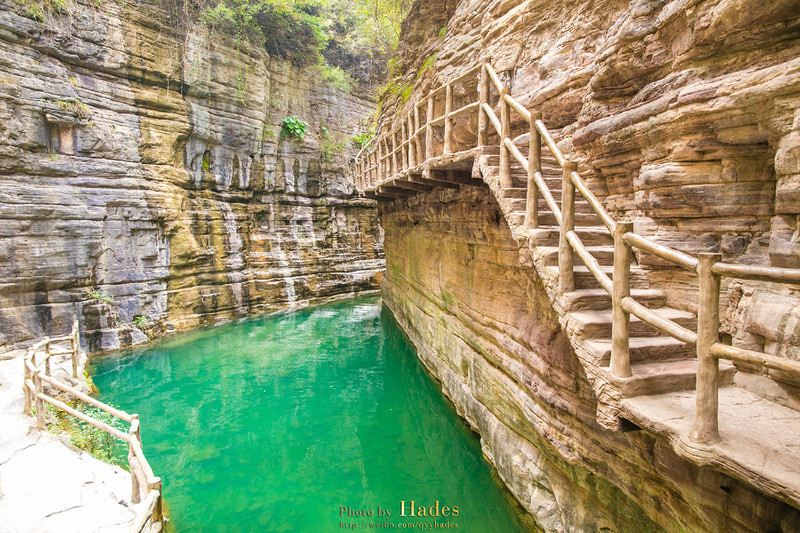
[[35, 401, 127, 466], [281, 116, 308, 141], [352, 129, 375, 149], [88, 288, 113, 305], [132, 315, 149, 328], [318, 125, 348, 161]]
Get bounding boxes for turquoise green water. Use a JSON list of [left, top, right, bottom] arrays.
[[90, 295, 528, 532]]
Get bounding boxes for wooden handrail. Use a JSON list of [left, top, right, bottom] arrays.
[[623, 232, 698, 272], [482, 103, 502, 136], [352, 60, 800, 449], [22, 327, 165, 530], [484, 63, 505, 93], [711, 262, 800, 283]]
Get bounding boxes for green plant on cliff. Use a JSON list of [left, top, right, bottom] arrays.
[[35, 401, 127, 466], [319, 63, 355, 92], [18, 0, 68, 21], [318, 125, 348, 161], [281, 116, 308, 140], [132, 315, 150, 328], [88, 288, 114, 305], [352, 129, 374, 149]]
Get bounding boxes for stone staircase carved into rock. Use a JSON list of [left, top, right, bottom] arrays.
[[353, 62, 800, 509]]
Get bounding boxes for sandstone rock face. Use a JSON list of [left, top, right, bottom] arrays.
[[0, 1, 384, 352], [376, 0, 800, 530], [381, 185, 800, 532], [387, 0, 799, 380]]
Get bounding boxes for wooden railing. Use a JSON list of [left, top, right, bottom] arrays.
[[22, 321, 165, 533], [354, 60, 800, 446]]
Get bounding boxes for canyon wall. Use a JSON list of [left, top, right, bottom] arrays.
[[378, 0, 800, 530], [388, 0, 800, 370], [381, 185, 800, 533], [0, 0, 384, 352]]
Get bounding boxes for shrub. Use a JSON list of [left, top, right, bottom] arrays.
[[320, 63, 355, 92], [352, 129, 375, 149], [281, 116, 308, 140]]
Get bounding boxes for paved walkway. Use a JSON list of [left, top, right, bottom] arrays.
[[0, 352, 141, 532]]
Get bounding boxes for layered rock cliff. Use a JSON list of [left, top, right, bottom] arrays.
[[377, 0, 800, 530], [0, 0, 384, 352]]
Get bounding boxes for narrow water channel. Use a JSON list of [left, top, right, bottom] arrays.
[[90, 295, 529, 532]]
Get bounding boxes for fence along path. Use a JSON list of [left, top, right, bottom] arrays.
[[22, 321, 165, 533], [354, 61, 800, 506]]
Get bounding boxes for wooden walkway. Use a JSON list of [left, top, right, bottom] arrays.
[[354, 61, 800, 509]]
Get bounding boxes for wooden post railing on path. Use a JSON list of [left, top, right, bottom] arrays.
[[559, 161, 577, 292], [611, 221, 633, 378], [22, 324, 165, 531], [352, 59, 800, 449], [478, 64, 489, 147], [444, 83, 453, 154], [692, 252, 722, 444], [525, 111, 542, 229]]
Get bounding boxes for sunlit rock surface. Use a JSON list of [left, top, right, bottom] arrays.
[[379, 0, 800, 530], [0, 1, 384, 351]]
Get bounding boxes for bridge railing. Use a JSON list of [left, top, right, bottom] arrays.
[[22, 321, 165, 532], [354, 61, 800, 445]]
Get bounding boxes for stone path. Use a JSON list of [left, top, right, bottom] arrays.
[[0, 353, 141, 532]]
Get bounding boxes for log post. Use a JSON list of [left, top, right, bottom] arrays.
[[34, 369, 45, 429], [70, 319, 79, 378], [372, 139, 383, 186], [149, 477, 164, 523], [499, 88, 511, 189], [611, 221, 634, 378], [23, 352, 32, 415], [45, 341, 51, 377], [414, 102, 423, 163], [400, 122, 407, 171], [478, 64, 489, 147], [391, 129, 398, 176], [691, 252, 722, 444], [128, 414, 142, 503], [426, 97, 434, 160], [558, 161, 577, 292], [525, 111, 542, 229], [444, 83, 453, 154], [407, 113, 415, 167]]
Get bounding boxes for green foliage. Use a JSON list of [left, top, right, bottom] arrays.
[[19, 0, 68, 22], [36, 401, 127, 466], [281, 116, 308, 140], [352, 129, 375, 149], [319, 62, 354, 92], [132, 315, 149, 328], [438, 26, 447, 40], [417, 53, 437, 79], [201, 0, 327, 66], [399, 83, 413, 102], [318, 124, 348, 161], [197, 0, 411, 76], [88, 288, 113, 305], [55, 97, 89, 119]]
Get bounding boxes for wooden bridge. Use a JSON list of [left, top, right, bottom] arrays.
[[354, 61, 800, 508]]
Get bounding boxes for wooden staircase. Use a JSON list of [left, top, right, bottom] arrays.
[[354, 60, 800, 508], [478, 137, 735, 416]]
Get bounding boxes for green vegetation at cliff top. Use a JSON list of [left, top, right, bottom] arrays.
[[197, 0, 412, 84]]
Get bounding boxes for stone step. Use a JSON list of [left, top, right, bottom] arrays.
[[621, 359, 736, 397], [585, 336, 696, 366], [535, 245, 615, 268], [561, 287, 666, 311], [543, 264, 650, 290], [505, 207, 602, 227], [530, 226, 613, 247], [568, 306, 697, 339]]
